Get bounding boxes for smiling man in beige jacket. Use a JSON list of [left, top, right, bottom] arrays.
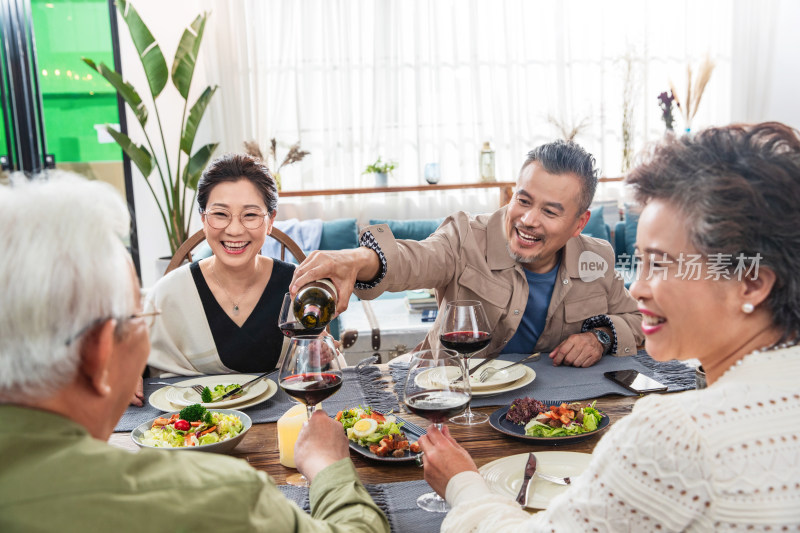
[[292, 140, 643, 368]]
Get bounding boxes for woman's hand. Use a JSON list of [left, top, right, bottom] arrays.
[[418, 424, 479, 496], [130, 375, 144, 407]]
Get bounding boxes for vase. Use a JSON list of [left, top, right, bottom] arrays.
[[424, 163, 440, 184], [374, 172, 388, 187]]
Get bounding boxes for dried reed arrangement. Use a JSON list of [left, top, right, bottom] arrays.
[[669, 55, 715, 132], [620, 52, 638, 173], [547, 114, 591, 142], [243, 139, 310, 190]]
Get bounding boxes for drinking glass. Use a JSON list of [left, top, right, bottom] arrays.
[[279, 293, 326, 337], [439, 300, 492, 425], [403, 348, 470, 512], [278, 335, 343, 485]]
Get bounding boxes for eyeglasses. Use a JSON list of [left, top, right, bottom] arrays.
[[202, 208, 269, 230], [64, 304, 161, 346]]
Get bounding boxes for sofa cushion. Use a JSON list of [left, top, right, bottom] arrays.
[[581, 205, 609, 241], [623, 203, 640, 258], [319, 218, 359, 250], [368, 218, 445, 241]]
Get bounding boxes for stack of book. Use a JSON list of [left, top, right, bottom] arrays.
[[405, 289, 437, 312]]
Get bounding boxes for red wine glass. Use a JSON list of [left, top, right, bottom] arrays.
[[439, 300, 491, 425], [278, 335, 343, 421], [279, 293, 325, 337], [278, 335, 343, 487], [403, 348, 470, 512]]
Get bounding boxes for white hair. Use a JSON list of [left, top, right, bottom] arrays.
[[0, 171, 135, 399]]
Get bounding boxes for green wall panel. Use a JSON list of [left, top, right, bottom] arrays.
[[32, 0, 121, 163]]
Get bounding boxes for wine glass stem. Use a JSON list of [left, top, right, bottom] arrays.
[[306, 404, 314, 421], [462, 353, 475, 417]]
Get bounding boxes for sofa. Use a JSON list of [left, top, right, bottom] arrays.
[[614, 205, 640, 288]]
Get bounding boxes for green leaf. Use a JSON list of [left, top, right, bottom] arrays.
[[105, 126, 154, 177], [82, 58, 148, 126], [183, 143, 218, 189], [172, 13, 208, 100], [117, 0, 168, 98], [181, 85, 217, 154]]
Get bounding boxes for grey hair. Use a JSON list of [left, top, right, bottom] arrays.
[[626, 122, 800, 341], [521, 140, 599, 213], [0, 171, 135, 400]]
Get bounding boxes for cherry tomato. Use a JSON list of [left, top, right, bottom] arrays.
[[174, 419, 190, 431]]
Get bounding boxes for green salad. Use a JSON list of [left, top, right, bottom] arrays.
[[335, 406, 420, 458], [523, 401, 603, 438], [140, 404, 244, 448]]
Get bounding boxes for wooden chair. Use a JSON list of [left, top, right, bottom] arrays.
[[165, 228, 307, 275]]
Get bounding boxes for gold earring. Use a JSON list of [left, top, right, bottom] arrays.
[[742, 302, 755, 314]]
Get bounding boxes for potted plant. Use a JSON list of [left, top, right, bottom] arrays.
[[83, 0, 218, 256], [363, 157, 396, 187]]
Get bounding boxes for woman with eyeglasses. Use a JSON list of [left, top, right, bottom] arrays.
[[146, 153, 293, 378]]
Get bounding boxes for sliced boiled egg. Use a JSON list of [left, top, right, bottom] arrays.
[[352, 418, 379, 438]]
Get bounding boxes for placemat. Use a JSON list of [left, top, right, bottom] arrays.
[[389, 350, 696, 409], [114, 358, 395, 432], [278, 479, 445, 533]]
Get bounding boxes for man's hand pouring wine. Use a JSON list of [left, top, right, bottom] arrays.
[[290, 248, 381, 315]]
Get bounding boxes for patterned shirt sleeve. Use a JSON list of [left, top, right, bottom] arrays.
[[354, 230, 388, 290], [581, 314, 618, 355]]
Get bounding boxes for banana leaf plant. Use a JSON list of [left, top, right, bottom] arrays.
[[83, 0, 218, 254]]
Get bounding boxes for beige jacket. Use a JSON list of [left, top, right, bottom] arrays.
[[356, 207, 643, 357]]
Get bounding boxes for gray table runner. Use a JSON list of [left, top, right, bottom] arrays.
[[278, 479, 445, 533], [114, 359, 396, 432], [390, 350, 696, 409]]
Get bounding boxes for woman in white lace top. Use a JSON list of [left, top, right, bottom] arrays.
[[419, 122, 800, 532]]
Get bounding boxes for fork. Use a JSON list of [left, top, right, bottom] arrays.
[[478, 352, 540, 382], [151, 382, 206, 397], [535, 471, 571, 485]]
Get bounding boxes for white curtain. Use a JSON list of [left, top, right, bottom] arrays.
[[201, 0, 734, 215], [731, 0, 778, 123]]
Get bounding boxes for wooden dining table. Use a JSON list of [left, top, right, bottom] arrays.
[[108, 369, 640, 486]]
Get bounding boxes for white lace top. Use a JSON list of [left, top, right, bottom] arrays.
[[442, 346, 800, 532]]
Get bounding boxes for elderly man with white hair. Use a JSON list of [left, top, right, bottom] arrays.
[[0, 174, 388, 533]]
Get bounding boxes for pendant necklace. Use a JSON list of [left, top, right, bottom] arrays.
[[210, 264, 256, 316]]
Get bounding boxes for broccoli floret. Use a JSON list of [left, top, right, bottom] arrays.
[[203, 411, 214, 425], [179, 404, 208, 422], [225, 383, 240, 393], [200, 386, 213, 403]]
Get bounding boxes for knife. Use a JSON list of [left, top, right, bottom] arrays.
[[468, 356, 496, 377], [214, 371, 272, 402], [514, 453, 537, 506]]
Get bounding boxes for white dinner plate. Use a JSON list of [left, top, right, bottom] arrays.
[[415, 365, 536, 397], [149, 376, 277, 412], [165, 375, 272, 408], [479, 451, 592, 509], [467, 359, 527, 390], [422, 360, 526, 391]]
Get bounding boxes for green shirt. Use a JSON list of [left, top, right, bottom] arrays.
[[0, 406, 388, 533]]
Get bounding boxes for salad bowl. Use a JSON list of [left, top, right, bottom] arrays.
[[131, 408, 252, 454]]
